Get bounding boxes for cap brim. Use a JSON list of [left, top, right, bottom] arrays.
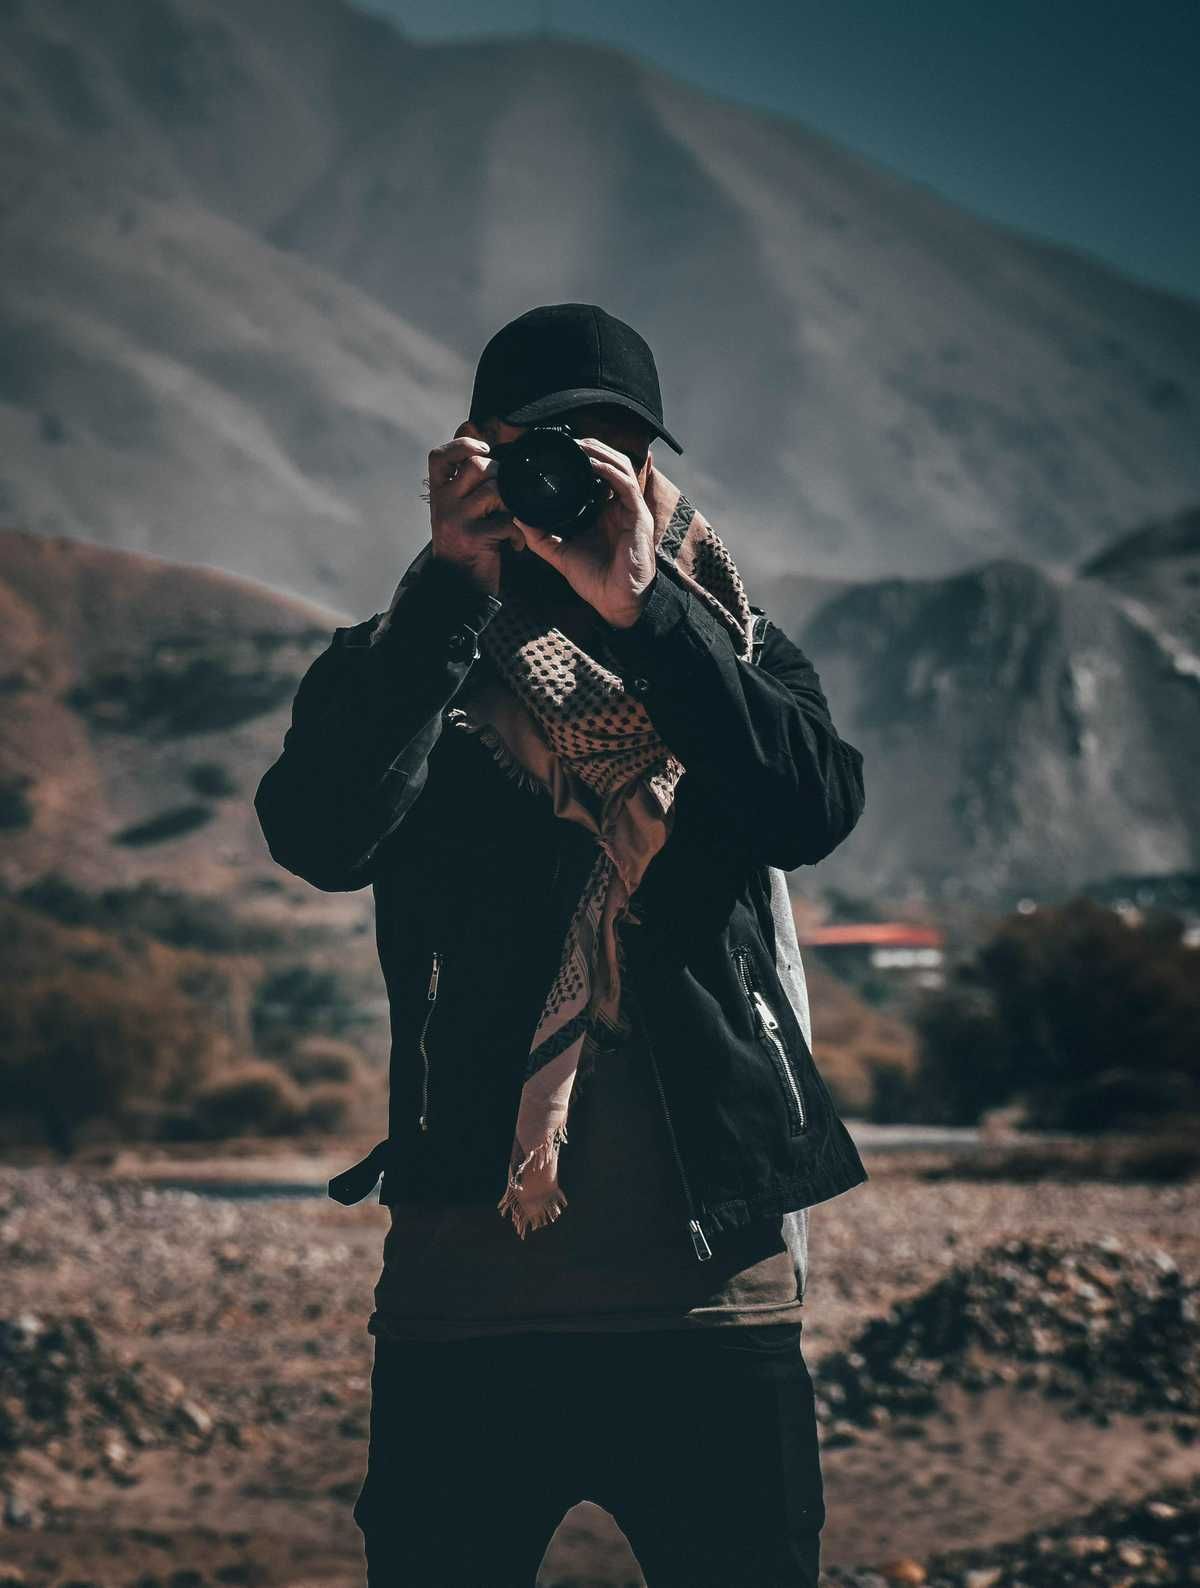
[[501, 387, 684, 454]]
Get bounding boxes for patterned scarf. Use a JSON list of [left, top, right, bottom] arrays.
[[378, 462, 754, 1239]]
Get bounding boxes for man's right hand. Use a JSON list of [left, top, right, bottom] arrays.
[[426, 423, 523, 597]]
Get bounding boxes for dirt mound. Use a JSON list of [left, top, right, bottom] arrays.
[[824, 1472, 1200, 1586], [0, 1313, 222, 1484], [814, 1237, 1199, 1445]]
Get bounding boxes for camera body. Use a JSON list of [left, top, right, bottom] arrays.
[[492, 421, 610, 540]]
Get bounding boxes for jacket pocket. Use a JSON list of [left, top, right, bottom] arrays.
[[731, 945, 809, 1137]]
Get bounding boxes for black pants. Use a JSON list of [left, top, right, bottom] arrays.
[[353, 1322, 825, 1587]]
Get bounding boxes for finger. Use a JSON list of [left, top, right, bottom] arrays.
[[428, 437, 490, 488], [582, 454, 638, 501], [434, 451, 496, 500], [574, 437, 638, 477], [513, 518, 565, 561], [457, 473, 507, 522], [431, 447, 489, 490], [431, 437, 491, 461]]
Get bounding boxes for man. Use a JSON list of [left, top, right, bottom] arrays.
[[254, 303, 869, 1587]]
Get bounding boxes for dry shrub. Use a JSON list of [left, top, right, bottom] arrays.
[[286, 1036, 363, 1086], [797, 959, 918, 1118], [300, 1083, 354, 1133], [0, 964, 230, 1154], [923, 1122, 1200, 1184], [191, 1061, 306, 1138], [911, 897, 1200, 1130], [0, 890, 379, 1149]]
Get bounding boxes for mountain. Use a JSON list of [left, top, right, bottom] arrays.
[[778, 523, 1200, 905], [1079, 503, 1200, 673], [0, 526, 359, 920], [3, 520, 1192, 915], [2, 0, 1199, 617]]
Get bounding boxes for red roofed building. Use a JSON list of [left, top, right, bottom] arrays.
[[799, 922, 945, 991]]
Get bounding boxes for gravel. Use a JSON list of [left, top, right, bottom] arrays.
[[1, 1160, 1197, 1585], [814, 1235, 1199, 1446], [0, 1313, 224, 1471], [824, 1473, 1200, 1586]]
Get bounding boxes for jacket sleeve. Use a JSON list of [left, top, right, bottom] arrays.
[[253, 551, 504, 891], [600, 559, 865, 870]]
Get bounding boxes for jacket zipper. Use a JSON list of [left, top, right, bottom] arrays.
[[418, 948, 442, 1132], [733, 949, 807, 1132], [628, 981, 713, 1262]]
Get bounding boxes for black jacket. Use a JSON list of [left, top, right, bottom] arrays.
[[254, 541, 870, 1261]]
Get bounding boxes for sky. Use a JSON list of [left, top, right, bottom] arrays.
[[354, 0, 1200, 304]]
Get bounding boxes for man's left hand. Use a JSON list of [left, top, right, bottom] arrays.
[[512, 438, 657, 629]]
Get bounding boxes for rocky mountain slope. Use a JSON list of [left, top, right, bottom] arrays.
[[1080, 502, 1200, 672], [3, 519, 1193, 911], [0, 526, 352, 914], [778, 508, 1200, 904], [2, 0, 1198, 616]]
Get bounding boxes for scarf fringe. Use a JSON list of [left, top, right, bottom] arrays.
[[447, 707, 548, 797], [496, 1121, 570, 1239]]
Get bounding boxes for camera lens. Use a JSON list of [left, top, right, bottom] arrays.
[[494, 425, 609, 538]]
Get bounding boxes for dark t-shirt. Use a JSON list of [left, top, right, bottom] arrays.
[[368, 1011, 805, 1340]]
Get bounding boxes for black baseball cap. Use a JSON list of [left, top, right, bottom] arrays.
[[468, 303, 684, 454]]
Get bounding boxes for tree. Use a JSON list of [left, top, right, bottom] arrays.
[[909, 898, 1200, 1130], [0, 967, 227, 1153]]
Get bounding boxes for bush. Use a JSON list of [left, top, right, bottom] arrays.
[[301, 1083, 354, 1133], [909, 897, 1200, 1130], [0, 775, 34, 830], [17, 874, 282, 953], [0, 892, 368, 1149], [863, 1054, 922, 1123], [253, 964, 363, 1048], [16, 873, 95, 926], [0, 966, 229, 1153], [191, 1062, 305, 1138], [187, 761, 238, 798], [114, 805, 213, 846], [921, 1124, 1200, 1184], [67, 638, 301, 736], [286, 1037, 363, 1086]]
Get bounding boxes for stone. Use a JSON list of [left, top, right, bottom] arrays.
[[878, 1560, 926, 1585], [177, 1399, 214, 1439], [1065, 1534, 1111, 1558]]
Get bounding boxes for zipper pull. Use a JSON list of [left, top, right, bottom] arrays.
[[689, 1218, 714, 1261], [426, 950, 441, 1000], [753, 990, 780, 1032]]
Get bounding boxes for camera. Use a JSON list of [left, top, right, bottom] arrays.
[[491, 422, 610, 540]]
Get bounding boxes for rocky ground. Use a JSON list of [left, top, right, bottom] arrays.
[[814, 1234, 1198, 1441], [825, 1476, 1200, 1587], [0, 1152, 1197, 1586]]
